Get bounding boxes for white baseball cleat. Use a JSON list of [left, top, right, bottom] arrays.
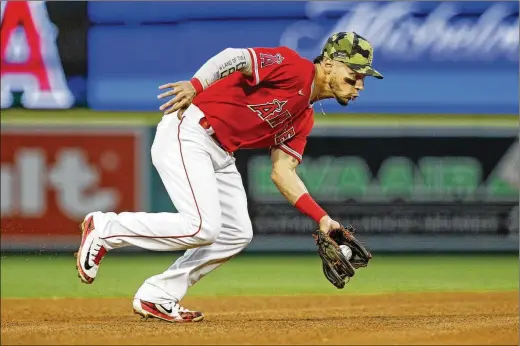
[[132, 298, 205, 323], [74, 212, 108, 284]]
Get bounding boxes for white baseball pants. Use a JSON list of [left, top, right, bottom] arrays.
[[92, 104, 253, 304]]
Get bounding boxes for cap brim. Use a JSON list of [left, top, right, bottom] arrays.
[[364, 67, 383, 79], [347, 63, 384, 79]]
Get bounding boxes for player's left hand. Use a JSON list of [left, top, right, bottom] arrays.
[[157, 81, 197, 118], [312, 224, 373, 289], [318, 215, 342, 234]]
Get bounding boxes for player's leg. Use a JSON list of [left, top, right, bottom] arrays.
[[76, 106, 222, 284], [133, 160, 252, 306]]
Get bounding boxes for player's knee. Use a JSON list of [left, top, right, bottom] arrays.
[[194, 216, 221, 245], [238, 218, 254, 247], [244, 222, 254, 245]]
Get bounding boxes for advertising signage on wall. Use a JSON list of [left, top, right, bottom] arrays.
[[87, 1, 518, 113], [1, 1, 517, 112], [88, 0, 520, 68], [1, 122, 516, 251], [284, 1, 519, 68], [235, 135, 519, 237], [0, 1, 87, 109], [0, 125, 147, 244]]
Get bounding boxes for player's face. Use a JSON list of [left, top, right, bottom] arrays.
[[329, 62, 365, 106]]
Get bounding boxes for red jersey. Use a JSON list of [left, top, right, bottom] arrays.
[[192, 46, 315, 163]]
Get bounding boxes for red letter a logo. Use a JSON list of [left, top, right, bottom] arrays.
[[1, 1, 74, 109]]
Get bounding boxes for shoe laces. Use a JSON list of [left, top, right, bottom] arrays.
[[92, 243, 107, 265], [173, 302, 191, 313]]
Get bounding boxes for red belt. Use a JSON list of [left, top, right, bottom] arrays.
[[199, 117, 230, 153]]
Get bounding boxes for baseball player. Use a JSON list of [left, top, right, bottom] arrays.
[[75, 32, 383, 323]]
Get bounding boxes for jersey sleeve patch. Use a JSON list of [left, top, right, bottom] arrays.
[[245, 47, 294, 86]]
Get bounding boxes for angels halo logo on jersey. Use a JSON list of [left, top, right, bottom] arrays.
[[259, 53, 284, 68], [247, 99, 291, 128]]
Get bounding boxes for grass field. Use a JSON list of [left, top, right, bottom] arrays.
[[2, 253, 518, 344], [1, 108, 518, 128], [1, 253, 518, 299]]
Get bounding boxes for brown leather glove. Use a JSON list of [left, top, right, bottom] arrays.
[[312, 225, 372, 289]]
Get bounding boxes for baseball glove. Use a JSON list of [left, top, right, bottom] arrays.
[[312, 225, 372, 289]]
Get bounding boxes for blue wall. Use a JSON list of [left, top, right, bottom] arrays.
[[87, 1, 519, 114]]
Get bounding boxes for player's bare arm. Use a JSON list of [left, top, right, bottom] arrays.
[[158, 48, 253, 117], [270, 148, 341, 234], [270, 148, 307, 203]]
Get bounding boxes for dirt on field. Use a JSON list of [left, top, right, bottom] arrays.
[[1, 292, 518, 345]]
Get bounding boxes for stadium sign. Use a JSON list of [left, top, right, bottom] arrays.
[[0, 1, 74, 109]]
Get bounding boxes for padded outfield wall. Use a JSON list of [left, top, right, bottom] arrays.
[[1, 111, 518, 252]]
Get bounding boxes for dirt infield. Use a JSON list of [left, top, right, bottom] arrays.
[[1, 292, 518, 345]]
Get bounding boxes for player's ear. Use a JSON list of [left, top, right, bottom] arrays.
[[322, 57, 334, 75]]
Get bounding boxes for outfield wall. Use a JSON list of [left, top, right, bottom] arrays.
[[1, 116, 518, 253]]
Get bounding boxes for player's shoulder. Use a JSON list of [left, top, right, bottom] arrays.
[[253, 46, 309, 64], [250, 46, 314, 86], [276, 46, 309, 63], [270, 47, 314, 75]]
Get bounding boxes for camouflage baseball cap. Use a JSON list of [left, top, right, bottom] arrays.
[[321, 32, 383, 79]]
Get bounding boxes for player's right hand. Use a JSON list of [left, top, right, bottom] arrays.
[[157, 81, 197, 118]]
